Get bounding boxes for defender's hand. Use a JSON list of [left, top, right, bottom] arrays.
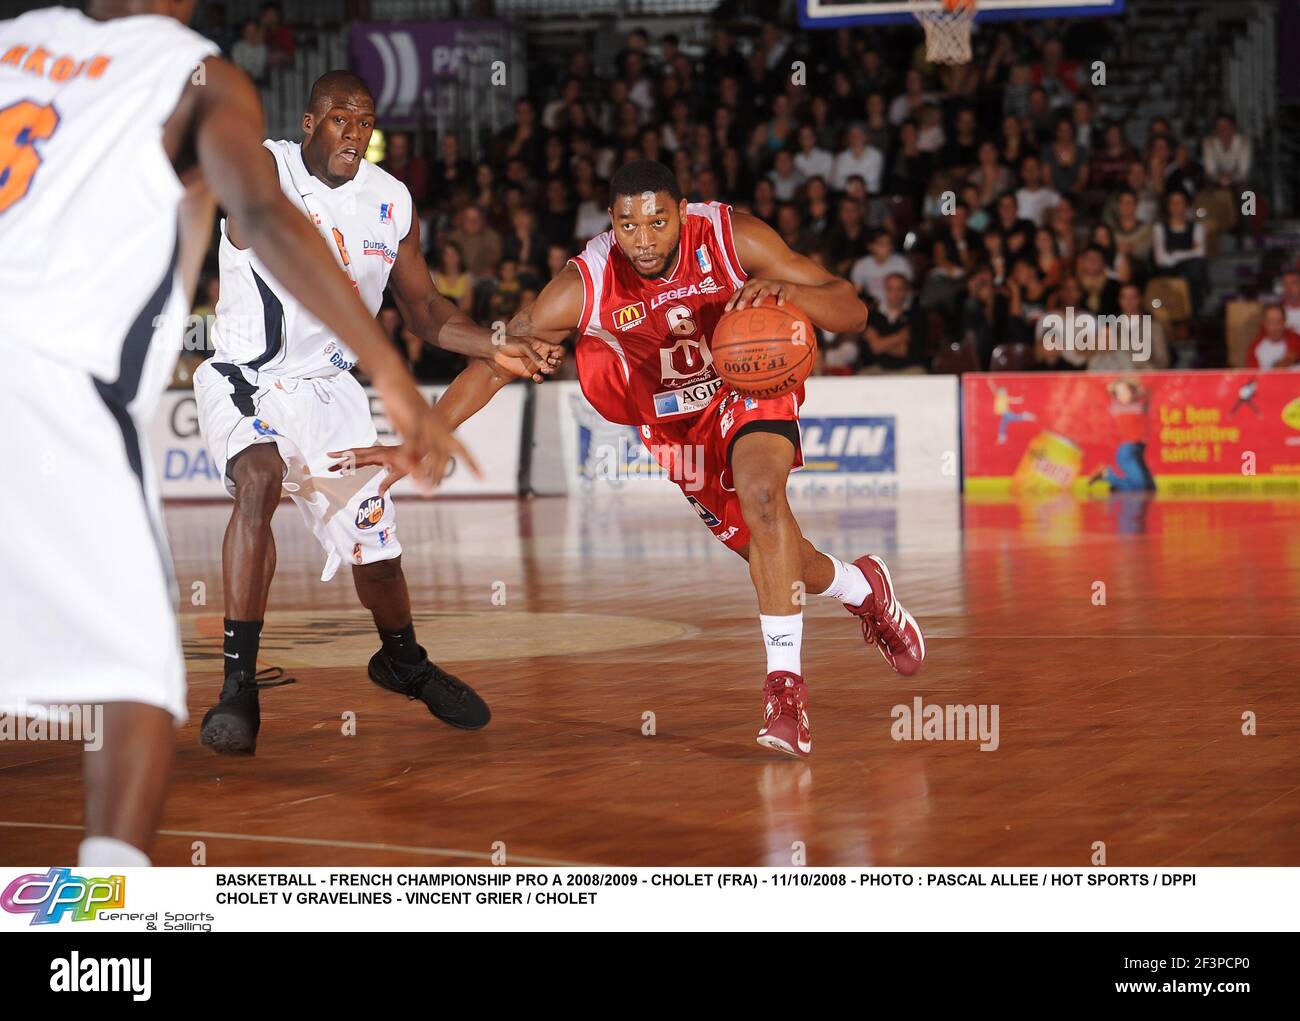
[[366, 370, 480, 491], [327, 443, 415, 496], [493, 337, 564, 382]]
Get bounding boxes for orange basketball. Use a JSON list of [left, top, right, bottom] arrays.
[[711, 300, 817, 399]]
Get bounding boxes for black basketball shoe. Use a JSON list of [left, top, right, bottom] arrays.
[[368, 648, 491, 730], [199, 667, 296, 755]]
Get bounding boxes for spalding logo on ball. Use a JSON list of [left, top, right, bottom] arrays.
[[711, 300, 817, 399]]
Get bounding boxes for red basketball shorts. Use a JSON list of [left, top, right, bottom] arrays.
[[639, 384, 804, 553]]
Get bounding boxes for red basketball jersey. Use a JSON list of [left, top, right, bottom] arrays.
[[570, 201, 748, 426]]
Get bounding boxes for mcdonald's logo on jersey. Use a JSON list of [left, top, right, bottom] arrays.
[[613, 301, 646, 331]]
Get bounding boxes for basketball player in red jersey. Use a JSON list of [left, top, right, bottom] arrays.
[[338, 161, 925, 758]]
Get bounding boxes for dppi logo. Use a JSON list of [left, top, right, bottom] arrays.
[[1, 868, 125, 925], [799, 416, 896, 473], [355, 495, 385, 529]]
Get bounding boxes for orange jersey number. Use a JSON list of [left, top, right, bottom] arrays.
[[0, 100, 60, 215], [331, 226, 351, 266], [330, 225, 360, 293]]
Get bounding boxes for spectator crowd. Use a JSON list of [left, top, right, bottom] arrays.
[[192, 8, 1290, 383]]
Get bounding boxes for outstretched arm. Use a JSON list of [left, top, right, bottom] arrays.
[[725, 210, 868, 333], [330, 265, 586, 491], [388, 215, 563, 381], [436, 264, 584, 429]]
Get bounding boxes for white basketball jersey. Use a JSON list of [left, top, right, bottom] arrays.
[[0, 8, 217, 383], [211, 139, 412, 378]]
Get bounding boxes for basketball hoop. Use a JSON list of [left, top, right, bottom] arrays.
[[910, 0, 977, 66]]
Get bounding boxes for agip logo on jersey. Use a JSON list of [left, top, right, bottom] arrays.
[[612, 301, 646, 331], [799, 416, 896, 473]]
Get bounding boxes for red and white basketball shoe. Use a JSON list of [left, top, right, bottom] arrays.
[[756, 672, 812, 758], [845, 555, 926, 677]]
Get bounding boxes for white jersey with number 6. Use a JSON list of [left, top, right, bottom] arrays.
[[0, 7, 217, 385], [0, 7, 217, 723]]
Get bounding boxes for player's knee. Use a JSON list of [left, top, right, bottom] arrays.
[[231, 462, 282, 523], [736, 476, 785, 529]]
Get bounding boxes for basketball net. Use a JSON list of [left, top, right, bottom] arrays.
[[910, 1, 977, 65]]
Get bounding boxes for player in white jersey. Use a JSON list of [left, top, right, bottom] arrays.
[[0, 1, 473, 867], [192, 71, 557, 755]]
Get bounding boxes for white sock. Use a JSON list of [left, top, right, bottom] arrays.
[[818, 555, 872, 607], [760, 613, 803, 676], [78, 837, 150, 868]]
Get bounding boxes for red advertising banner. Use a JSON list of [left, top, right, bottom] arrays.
[[963, 371, 1300, 495]]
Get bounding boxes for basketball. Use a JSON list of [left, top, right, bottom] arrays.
[[711, 300, 817, 399]]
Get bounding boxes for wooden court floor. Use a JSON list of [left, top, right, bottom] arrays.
[[2, 491, 1297, 866]]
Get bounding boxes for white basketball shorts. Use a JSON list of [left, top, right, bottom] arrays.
[[0, 351, 186, 721], [192, 360, 401, 582]]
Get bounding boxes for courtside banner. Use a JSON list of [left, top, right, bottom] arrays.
[[0, 867, 1291, 934], [366, 383, 527, 498], [530, 377, 960, 497], [793, 376, 959, 498], [149, 384, 526, 498], [963, 371, 1300, 496]]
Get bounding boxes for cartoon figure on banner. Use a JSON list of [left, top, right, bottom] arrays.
[[990, 381, 1037, 445], [1086, 379, 1156, 492], [1229, 377, 1261, 418]]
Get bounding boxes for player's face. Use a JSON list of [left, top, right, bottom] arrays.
[[609, 191, 687, 279], [302, 94, 375, 185]]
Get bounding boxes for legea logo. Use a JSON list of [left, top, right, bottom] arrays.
[[1, 868, 126, 925]]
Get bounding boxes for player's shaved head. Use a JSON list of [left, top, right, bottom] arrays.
[[307, 70, 374, 115], [301, 71, 377, 187]]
